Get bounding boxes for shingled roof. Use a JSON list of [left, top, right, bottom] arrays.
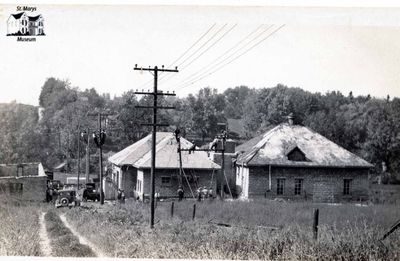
[[109, 132, 220, 170], [28, 15, 42, 21], [236, 123, 373, 168], [11, 12, 25, 19]]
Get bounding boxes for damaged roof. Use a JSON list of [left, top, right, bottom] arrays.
[[109, 132, 220, 170], [236, 123, 373, 168]]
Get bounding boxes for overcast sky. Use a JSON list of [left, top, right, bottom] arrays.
[[0, 3, 400, 106]]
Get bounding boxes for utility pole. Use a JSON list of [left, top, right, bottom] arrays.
[[80, 128, 91, 184], [85, 128, 90, 183], [174, 129, 184, 195], [134, 64, 178, 229], [88, 112, 112, 205], [98, 114, 104, 204], [217, 123, 229, 199], [57, 126, 61, 159], [178, 128, 231, 200], [77, 129, 81, 189]]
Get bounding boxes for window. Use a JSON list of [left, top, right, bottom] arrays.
[[277, 178, 285, 195], [294, 179, 303, 195], [17, 166, 24, 177], [161, 176, 171, 185], [0, 183, 23, 195], [287, 147, 308, 162], [188, 175, 199, 183], [10, 183, 23, 194], [343, 179, 352, 195]]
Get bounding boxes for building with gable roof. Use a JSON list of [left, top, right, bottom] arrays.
[[7, 12, 44, 36], [235, 118, 373, 202], [107, 132, 220, 200]]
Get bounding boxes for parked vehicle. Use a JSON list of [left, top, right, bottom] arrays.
[[55, 189, 80, 208], [82, 183, 100, 202], [46, 180, 63, 202]]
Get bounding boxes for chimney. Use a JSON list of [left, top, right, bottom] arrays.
[[287, 113, 294, 125]]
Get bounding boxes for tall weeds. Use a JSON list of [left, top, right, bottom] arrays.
[[64, 200, 400, 260], [0, 198, 42, 256]]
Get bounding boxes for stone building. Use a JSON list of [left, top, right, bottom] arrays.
[[235, 120, 373, 202], [0, 162, 47, 201], [107, 132, 220, 200]]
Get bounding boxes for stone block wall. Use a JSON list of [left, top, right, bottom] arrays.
[[0, 176, 47, 201], [247, 166, 369, 202], [141, 168, 217, 199]]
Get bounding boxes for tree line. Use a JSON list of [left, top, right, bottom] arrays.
[[0, 78, 399, 181]]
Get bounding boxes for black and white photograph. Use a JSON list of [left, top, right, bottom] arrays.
[[0, 1, 400, 260]]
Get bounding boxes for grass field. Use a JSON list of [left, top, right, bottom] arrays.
[[1, 197, 399, 259], [0, 198, 47, 256], [63, 199, 400, 260]]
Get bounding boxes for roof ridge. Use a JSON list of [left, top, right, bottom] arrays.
[[303, 125, 372, 166], [108, 133, 151, 164], [245, 124, 284, 165], [133, 133, 173, 168]]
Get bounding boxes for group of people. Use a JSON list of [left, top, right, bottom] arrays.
[[177, 186, 213, 201], [117, 188, 125, 203]]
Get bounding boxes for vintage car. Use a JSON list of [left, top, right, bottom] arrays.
[[55, 189, 80, 208], [82, 183, 100, 202]]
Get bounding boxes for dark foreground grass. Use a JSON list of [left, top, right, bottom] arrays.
[[65, 200, 400, 260], [44, 210, 95, 257], [0, 197, 44, 256]]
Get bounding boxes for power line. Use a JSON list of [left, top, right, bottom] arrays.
[[160, 23, 237, 87], [175, 24, 286, 91], [166, 23, 217, 69], [168, 24, 271, 91], [176, 24, 228, 68], [137, 24, 217, 90], [175, 24, 280, 90]]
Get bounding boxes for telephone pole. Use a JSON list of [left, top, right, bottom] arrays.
[[77, 130, 81, 189], [134, 64, 178, 229], [85, 128, 90, 183], [178, 128, 231, 199], [88, 112, 112, 205], [80, 128, 91, 184]]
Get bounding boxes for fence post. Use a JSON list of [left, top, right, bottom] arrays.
[[171, 202, 174, 218], [313, 208, 319, 240], [192, 203, 196, 220]]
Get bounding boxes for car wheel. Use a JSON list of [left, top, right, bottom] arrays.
[[60, 198, 69, 207]]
